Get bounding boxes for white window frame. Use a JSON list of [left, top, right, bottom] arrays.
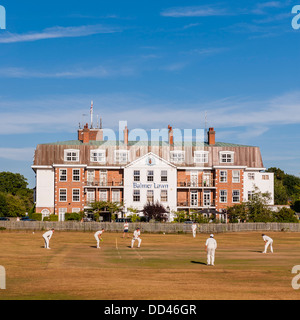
[[133, 170, 140, 182], [147, 190, 154, 203], [72, 169, 80, 182], [232, 170, 240, 183], [232, 190, 240, 203], [219, 151, 234, 164], [170, 150, 185, 164], [220, 190, 227, 203], [161, 190, 168, 202], [99, 189, 107, 201], [220, 170, 227, 183], [147, 170, 154, 182], [112, 189, 120, 203], [59, 169, 67, 182], [59, 189, 67, 202], [248, 173, 255, 180], [59, 208, 67, 221], [64, 149, 79, 162], [72, 188, 80, 202], [133, 190, 140, 202], [262, 175, 269, 180], [114, 150, 129, 164], [90, 149, 106, 163], [161, 170, 168, 182], [194, 151, 209, 164]]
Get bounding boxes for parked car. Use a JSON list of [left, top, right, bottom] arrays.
[[115, 218, 132, 223], [184, 220, 193, 224], [20, 216, 36, 221], [0, 217, 10, 221]]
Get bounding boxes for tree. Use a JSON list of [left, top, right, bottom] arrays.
[[273, 208, 298, 223], [0, 172, 28, 195], [291, 200, 300, 213], [90, 201, 123, 221], [0, 193, 8, 217], [227, 203, 247, 223], [5, 194, 26, 217], [142, 201, 168, 222], [266, 167, 300, 204]]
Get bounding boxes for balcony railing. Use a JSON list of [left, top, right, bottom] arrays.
[[177, 201, 216, 208], [177, 179, 215, 188], [85, 180, 124, 187]]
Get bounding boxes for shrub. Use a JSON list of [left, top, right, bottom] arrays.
[[43, 214, 58, 221], [65, 212, 83, 221], [31, 213, 42, 221]]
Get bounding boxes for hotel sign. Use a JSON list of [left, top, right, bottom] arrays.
[[133, 183, 168, 189]]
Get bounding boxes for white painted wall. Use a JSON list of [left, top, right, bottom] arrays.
[[243, 171, 274, 205], [123, 153, 177, 221], [36, 169, 55, 210]]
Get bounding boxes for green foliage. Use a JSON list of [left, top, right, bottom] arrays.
[[267, 167, 300, 204], [65, 212, 84, 221], [173, 210, 187, 223], [227, 188, 298, 223], [0, 172, 28, 195], [273, 208, 298, 223], [291, 200, 300, 213], [31, 213, 42, 221], [5, 193, 26, 217], [0, 172, 34, 217], [130, 214, 141, 223], [43, 214, 58, 222]]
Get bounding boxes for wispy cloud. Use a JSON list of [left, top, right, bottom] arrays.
[[0, 24, 121, 44], [0, 148, 35, 161], [160, 5, 230, 17], [0, 65, 135, 79], [1, 91, 300, 136]]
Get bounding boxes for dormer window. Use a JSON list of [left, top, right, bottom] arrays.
[[64, 149, 79, 162], [194, 151, 209, 164], [170, 150, 185, 164], [90, 149, 106, 163], [219, 151, 234, 163], [114, 150, 129, 164]]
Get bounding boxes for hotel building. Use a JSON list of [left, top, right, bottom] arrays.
[[32, 123, 274, 221]]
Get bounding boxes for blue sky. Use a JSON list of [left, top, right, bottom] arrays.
[[0, 0, 300, 188]]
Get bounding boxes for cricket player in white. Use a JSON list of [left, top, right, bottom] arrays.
[[192, 223, 197, 238], [131, 228, 142, 248], [262, 234, 273, 253], [94, 228, 104, 249], [205, 234, 217, 266], [43, 228, 54, 249]]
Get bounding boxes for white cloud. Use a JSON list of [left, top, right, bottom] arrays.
[[1, 91, 300, 137], [0, 65, 135, 79], [0, 148, 35, 161], [0, 24, 121, 44], [160, 5, 229, 17]]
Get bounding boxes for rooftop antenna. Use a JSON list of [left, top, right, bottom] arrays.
[[96, 115, 99, 129], [90, 100, 94, 129], [205, 111, 208, 142]]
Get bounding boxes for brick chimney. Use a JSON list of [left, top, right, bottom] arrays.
[[124, 126, 129, 145], [82, 123, 91, 143], [168, 125, 174, 145], [207, 127, 215, 145]]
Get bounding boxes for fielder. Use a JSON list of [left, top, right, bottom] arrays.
[[43, 228, 54, 249], [94, 228, 105, 249], [191, 222, 197, 238], [205, 234, 217, 266], [123, 222, 129, 238], [262, 234, 273, 253], [131, 227, 142, 248]]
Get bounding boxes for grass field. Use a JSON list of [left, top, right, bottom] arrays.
[[0, 230, 300, 300]]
